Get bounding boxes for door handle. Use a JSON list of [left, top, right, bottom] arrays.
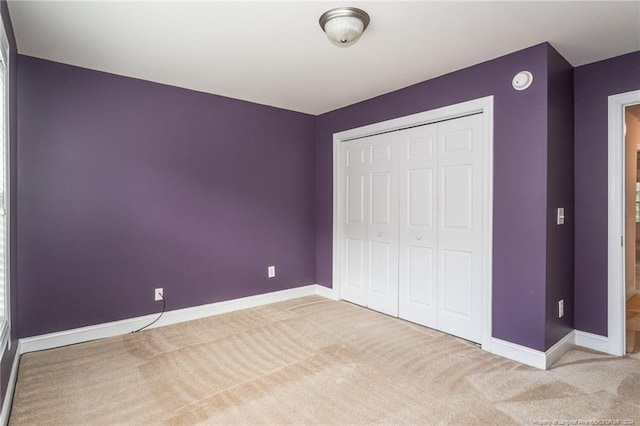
[[377, 232, 382, 237], [416, 235, 422, 240]]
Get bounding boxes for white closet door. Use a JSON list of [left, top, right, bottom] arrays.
[[398, 124, 438, 327], [342, 139, 369, 306], [436, 114, 483, 343], [365, 132, 399, 317], [341, 113, 484, 343], [341, 132, 399, 315]]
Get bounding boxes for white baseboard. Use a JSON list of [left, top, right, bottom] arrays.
[[0, 340, 21, 426], [315, 284, 337, 300], [544, 330, 576, 369], [19, 284, 332, 354], [574, 330, 609, 353], [490, 338, 547, 369], [490, 331, 575, 370]]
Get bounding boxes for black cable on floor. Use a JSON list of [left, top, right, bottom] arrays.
[[132, 293, 165, 333]]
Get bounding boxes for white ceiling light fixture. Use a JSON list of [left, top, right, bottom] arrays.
[[319, 7, 370, 47]]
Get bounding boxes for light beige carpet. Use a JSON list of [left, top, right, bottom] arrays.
[[9, 296, 640, 424]]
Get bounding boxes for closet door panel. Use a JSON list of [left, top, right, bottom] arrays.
[[342, 141, 369, 306], [366, 133, 399, 317], [398, 125, 437, 327], [436, 114, 483, 343]]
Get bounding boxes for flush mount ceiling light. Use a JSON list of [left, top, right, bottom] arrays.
[[319, 7, 370, 47]]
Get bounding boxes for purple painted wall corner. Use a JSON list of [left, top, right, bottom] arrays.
[[574, 51, 640, 335], [545, 44, 575, 349], [17, 56, 317, 337]]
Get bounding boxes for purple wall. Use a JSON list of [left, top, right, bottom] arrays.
[[545, 46, 575, 348], [17, 56, 317, 337], [574, 52, 640, 335], [316, 44, 552, 350]]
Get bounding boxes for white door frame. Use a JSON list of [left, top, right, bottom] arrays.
[[608, 89, 640, 356], [332, 96, 494, 350]]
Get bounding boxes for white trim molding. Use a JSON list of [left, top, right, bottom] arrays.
[[544, 331, 576, 369], [491, 338, 547, 370], [19, 284, 332, 354], [608, 89, 640, 357], [315, 284, 338, 300], [491, 331, 575, 370], [574, 330, 609, 353], [0, 341, 20, 426], [332, 96, 494, 351]]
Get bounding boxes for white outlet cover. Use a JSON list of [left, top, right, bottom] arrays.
[[268, 266, 276, 278], [155, 288, 163, 301], [557, 207, 565, 225]]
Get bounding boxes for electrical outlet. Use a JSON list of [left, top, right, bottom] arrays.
[[268, 266, 276, 278], [155, 288, 164, 301], [558, 299, 564, 318], [557, 207, 565, 225]]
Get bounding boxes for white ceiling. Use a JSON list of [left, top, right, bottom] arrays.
[[7, 1, 640, 115]]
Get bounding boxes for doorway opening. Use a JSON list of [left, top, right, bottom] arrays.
[[625, 103, 640, 355], [608, 89, 640, 357]]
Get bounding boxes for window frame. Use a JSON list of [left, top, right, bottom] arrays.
[[0, 15, 11, 357]]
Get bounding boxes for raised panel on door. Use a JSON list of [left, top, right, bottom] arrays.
[[405, 245, 435, 312], [370, 172, 391, 225], [369, 240, 392, 294], [440, 249, 472, 317], [345, 238, 366, 294], [408, 169, 433, 228], [366, 133, 399, 317], [347, 174, 365, 224], [398, 125, 437, 327], [436, 114, 483, 343], [441, 165, 472, 231], [342, 141, 368, 306]]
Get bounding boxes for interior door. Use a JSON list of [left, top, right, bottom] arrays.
[[365, 133, 399, 316], [436, 114, 483, 343], [341, 132, 399, 316], [398, 124, 438, 327], [342, 138, 369, 306]]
